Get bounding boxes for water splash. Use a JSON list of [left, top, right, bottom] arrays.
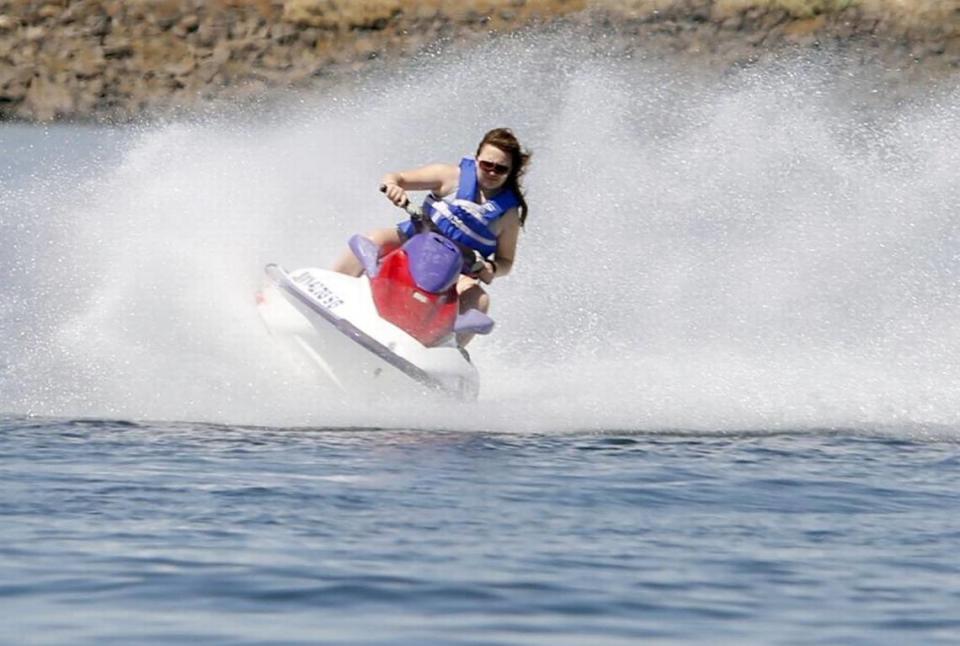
[[2, 32, 959, 431]]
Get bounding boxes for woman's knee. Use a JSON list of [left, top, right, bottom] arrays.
[[367, 227, 402, 248], [476, 290, 490, 313], [459, 282, 490, 313]]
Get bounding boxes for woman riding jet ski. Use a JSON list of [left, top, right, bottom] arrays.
[[257, 129, 532, 399]]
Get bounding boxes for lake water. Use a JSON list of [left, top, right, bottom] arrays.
[[4, 417, 960, 644], [3, 32, 960, 644]]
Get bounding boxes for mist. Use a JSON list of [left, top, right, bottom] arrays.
[[3, 31, 959, 432]]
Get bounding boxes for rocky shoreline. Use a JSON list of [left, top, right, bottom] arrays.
[[1, 0, 958, 123]]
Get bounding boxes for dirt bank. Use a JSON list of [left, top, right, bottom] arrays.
[[1, 0, 958, 122]]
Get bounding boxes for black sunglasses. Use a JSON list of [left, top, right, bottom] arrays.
[[478, 159, 510, 175]]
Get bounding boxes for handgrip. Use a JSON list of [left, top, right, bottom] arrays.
[[379, 184, 423, 219]]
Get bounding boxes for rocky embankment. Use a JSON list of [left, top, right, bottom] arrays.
[[1, 0, 958, 122]]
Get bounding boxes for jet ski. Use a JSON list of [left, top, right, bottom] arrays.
[[256, 198, 494, 400]]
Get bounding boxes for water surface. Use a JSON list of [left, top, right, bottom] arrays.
[[4, 417, 960, 644]]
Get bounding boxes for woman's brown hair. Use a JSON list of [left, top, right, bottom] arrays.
[[476, 128, 531, 226]]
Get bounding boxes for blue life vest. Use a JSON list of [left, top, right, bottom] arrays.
[[418, 157, 520, 257]]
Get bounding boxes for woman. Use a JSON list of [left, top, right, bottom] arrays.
[[332, 128, 531, 347]]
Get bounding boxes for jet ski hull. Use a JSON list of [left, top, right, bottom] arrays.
[[257, 265, 479, 400]]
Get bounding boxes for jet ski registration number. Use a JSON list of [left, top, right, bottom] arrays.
[[293, 273, 344, 310]]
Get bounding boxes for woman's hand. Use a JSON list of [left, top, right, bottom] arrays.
[[478, 261, 496, 284], [381, 182, 409, 207]]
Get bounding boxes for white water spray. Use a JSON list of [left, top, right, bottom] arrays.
[[3, 31, 960, 431]]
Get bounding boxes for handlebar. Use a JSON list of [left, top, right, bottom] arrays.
[[378, 184, 488, 280], [379, 184, 423, 220]]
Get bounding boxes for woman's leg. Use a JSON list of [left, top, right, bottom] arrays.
[[331, 227, 404, 276], [456, 276, 490, 348]]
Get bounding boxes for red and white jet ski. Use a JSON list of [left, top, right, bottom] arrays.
[[256, 202, 494, 400]]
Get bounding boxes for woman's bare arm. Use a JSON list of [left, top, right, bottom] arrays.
[[381, 164, 459, 197], [482, 209, 520, 281]]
